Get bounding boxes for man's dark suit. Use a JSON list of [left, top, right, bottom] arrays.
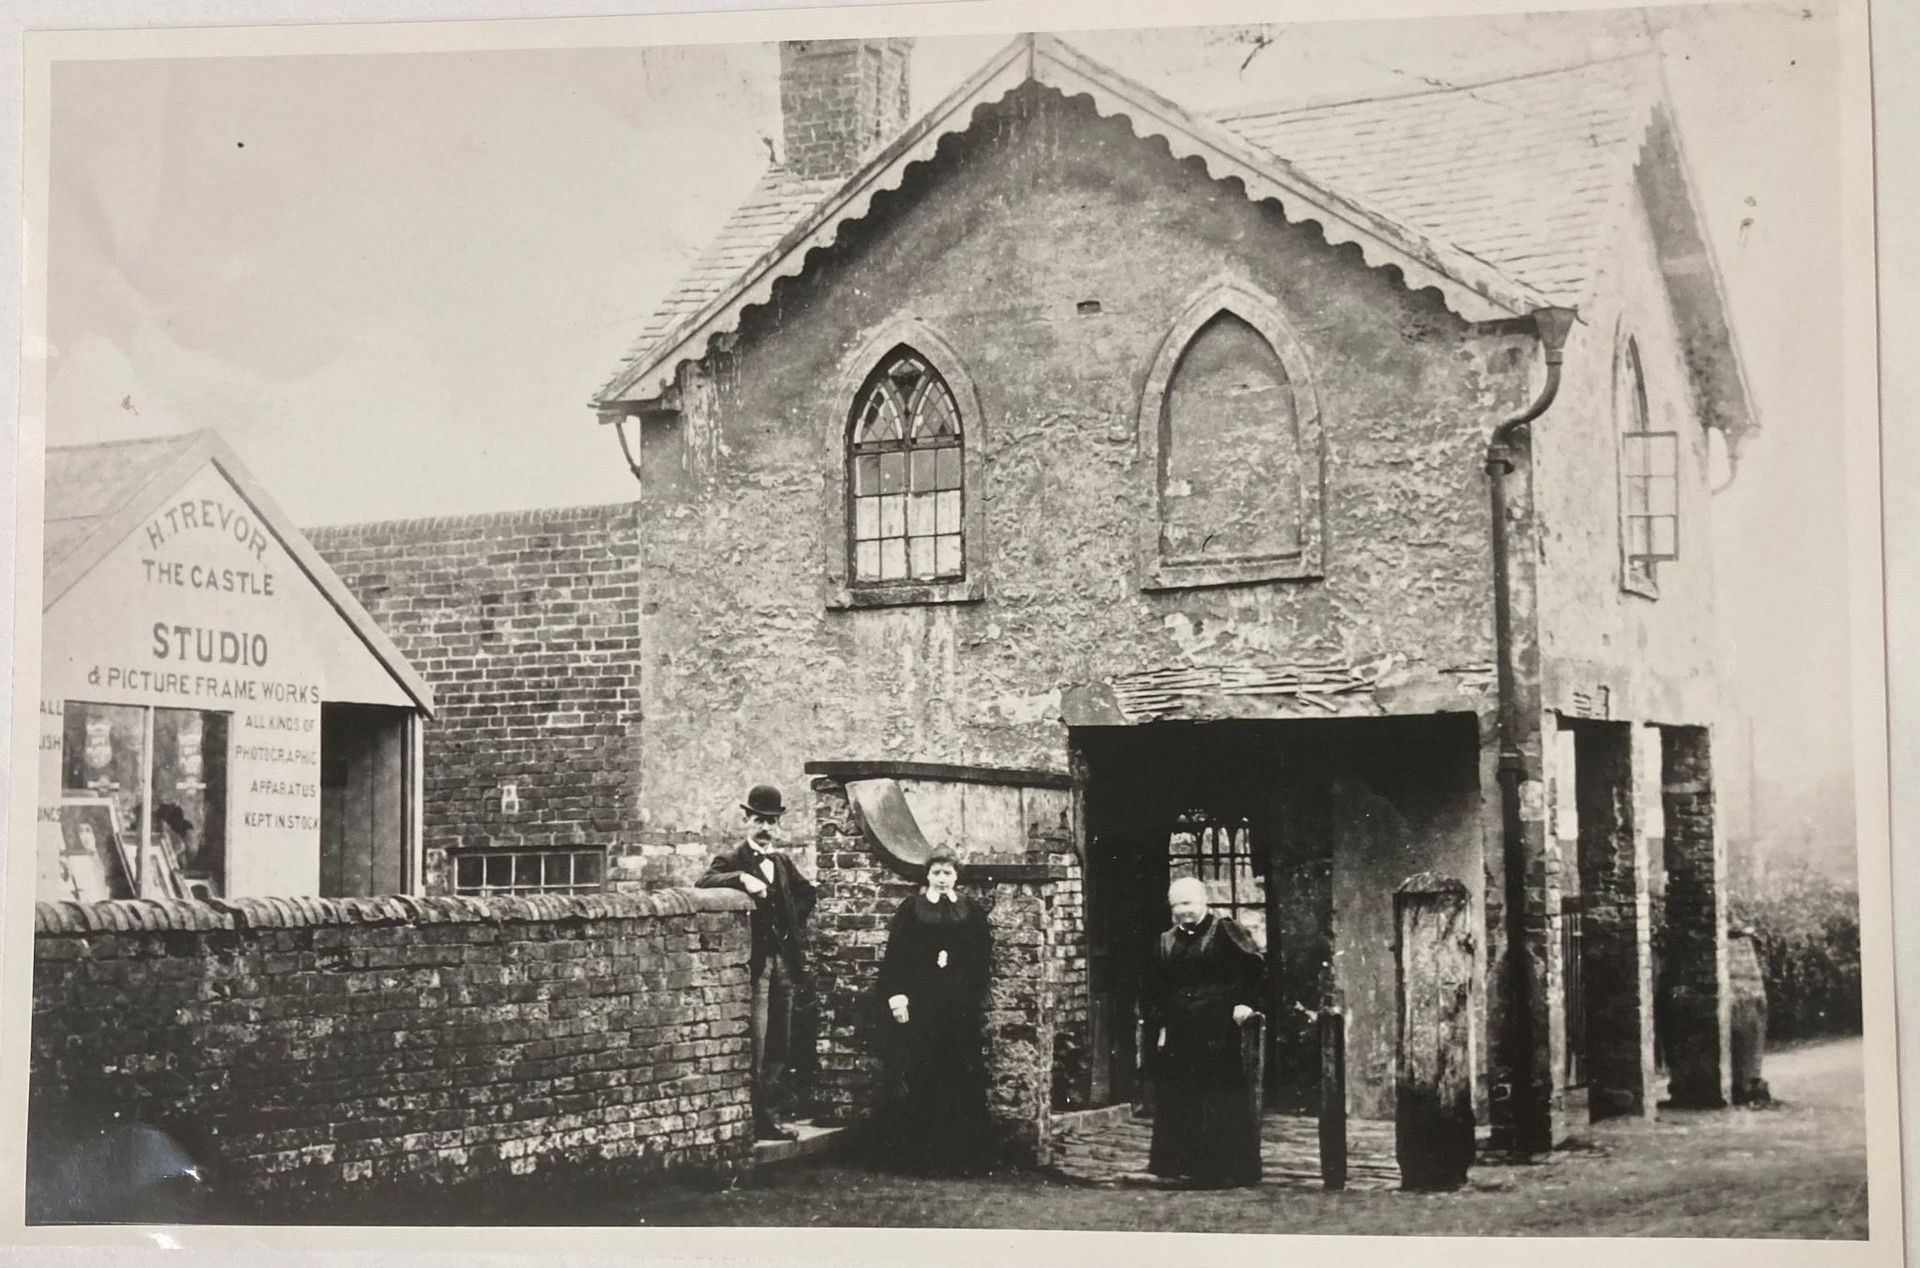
[[697, 841, 817, 1130]]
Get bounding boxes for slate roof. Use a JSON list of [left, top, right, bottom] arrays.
[[594, 35, 1753, 444], [1213, 55, 1657, 309], [44, 433, 201, 578], [615, 168, 841, 376]]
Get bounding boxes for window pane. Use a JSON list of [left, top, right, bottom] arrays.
[[1621, 435, 1647, 477], [543, 853, 570, 885], [854, 496, 879, 542], [1651, 515, 1678, 558], [879, 451, 907, 493], [1647, 475, 1677, 516], [512, 854, 539, 887], [1628, 517, 1652, 559], [880, 538, 907, 580], [915, 388, 959, 438], [63, 702, 147, 895], [936, 446, 962, 491], [936, 491, 961, 535], [857, 389, 903, 443], [909, 537, 936, 579], [1651, 433, 1679, 478], [855, 541, 880, 581], [576, 852, 603, 884], [908, 492, 936, 538], [853, 454, 879, 496], [1626, 475, 1649, 515], [910, 448, 939, 492], [936, 535, 962, 577], [152, 708, 229, 897], [485, 854, 511, 887], [456, 856, 482, 891], [879, 494, 906, 539]]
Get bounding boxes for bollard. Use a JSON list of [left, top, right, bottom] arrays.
[[1728, 928, 1771, 1106], [1319, 1005, 1347, 1191], [1240, 1011, 1267, 1127], [1394, 874, 1475, 1191]]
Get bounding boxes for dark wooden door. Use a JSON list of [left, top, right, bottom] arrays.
[[319, 704, 410, 897]]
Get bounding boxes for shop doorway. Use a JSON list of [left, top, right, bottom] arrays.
[[319, 703, 416, 897]]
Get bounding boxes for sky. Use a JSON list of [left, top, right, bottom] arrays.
[[38, 2, 1856, 872]]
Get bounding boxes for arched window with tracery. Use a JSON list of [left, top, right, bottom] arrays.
[[848, 348, 965, 585]]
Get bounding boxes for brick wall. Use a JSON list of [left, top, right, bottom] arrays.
[[778, 39, 913, 181], [1659, 725, 1730, 1108], [306, 504, 648, 894], [1048, 854, 1091, 1113], [807, 776, 1086, 1164], [28, 889, 753, 1222]]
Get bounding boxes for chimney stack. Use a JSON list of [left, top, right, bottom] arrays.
[[777, 38, 913, 181]]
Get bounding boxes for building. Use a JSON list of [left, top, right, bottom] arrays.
[[306, 505, 660, 898], [36, 431, 433, 902], [583, 33, 1758, 1154]]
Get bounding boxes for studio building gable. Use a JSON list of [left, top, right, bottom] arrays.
[[37, 432, 432, 905]]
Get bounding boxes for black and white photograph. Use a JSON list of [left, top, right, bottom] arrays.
[[0, 0, 1902, 1258]]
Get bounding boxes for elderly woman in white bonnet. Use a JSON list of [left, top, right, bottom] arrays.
[[1141, 875, 1267, 1188]]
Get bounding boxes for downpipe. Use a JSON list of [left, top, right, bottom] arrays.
[[1485, 306, 1575, 1152]]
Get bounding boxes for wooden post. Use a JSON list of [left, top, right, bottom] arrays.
[[1319, 1004, 1347, 1191], [1395, 873, 1476, 1191], [1239, 1012, 1266, 1127]]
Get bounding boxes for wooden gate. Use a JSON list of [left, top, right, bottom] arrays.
[[1393, 873, 1475, 1191]]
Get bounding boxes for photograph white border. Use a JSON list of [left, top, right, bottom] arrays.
[[0, 0, 1903, 1263]]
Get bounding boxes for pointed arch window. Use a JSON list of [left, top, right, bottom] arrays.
[[849, 349, 965, 585], [1136, 280, 1326, 591], [1160, 312, 1302, 564]]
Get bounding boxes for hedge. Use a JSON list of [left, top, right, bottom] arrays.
[[1728, 862, 1864, 1042]]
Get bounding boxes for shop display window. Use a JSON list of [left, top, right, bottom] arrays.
[[61, 701, 229, 899]]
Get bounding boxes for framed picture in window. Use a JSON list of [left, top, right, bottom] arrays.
[[55, 797, 135, 901]]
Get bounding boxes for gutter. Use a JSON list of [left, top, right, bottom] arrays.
[[1483, 305, 1576, 1152]]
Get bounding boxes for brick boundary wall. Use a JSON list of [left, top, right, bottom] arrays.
[[807, 776, 1087, 1166], [28, 889, 753, 1223]]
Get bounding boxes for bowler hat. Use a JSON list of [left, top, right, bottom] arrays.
[[741, 784, 787, 818]]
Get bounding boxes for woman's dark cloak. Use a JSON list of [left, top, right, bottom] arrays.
[[875, 892, 996, 1174], [1143, 912, 1267, 1186]]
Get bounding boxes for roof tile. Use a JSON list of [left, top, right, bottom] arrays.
[[600, 52, 1657, 404]]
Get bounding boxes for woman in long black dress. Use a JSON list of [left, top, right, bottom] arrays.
[[1143, 875, 1267, 1188], [877, 848, 996, 1175]]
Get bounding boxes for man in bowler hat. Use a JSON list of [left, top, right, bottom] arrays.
[[698, 783, 817, 1141]]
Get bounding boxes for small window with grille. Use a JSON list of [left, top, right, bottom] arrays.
[[848, 349, 964, 586], [452, 847, 606, 898], [1166, 809, 1267, 949]]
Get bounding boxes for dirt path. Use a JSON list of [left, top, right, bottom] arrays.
[[531, 1037, 1875, 1238]]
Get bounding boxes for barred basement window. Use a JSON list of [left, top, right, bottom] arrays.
[[848, 348, 964, 585], [452, 848, 606, 897], [1618, 336, 1679, 593]]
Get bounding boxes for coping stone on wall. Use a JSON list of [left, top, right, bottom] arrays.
[[33, 888, 751, 938]]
